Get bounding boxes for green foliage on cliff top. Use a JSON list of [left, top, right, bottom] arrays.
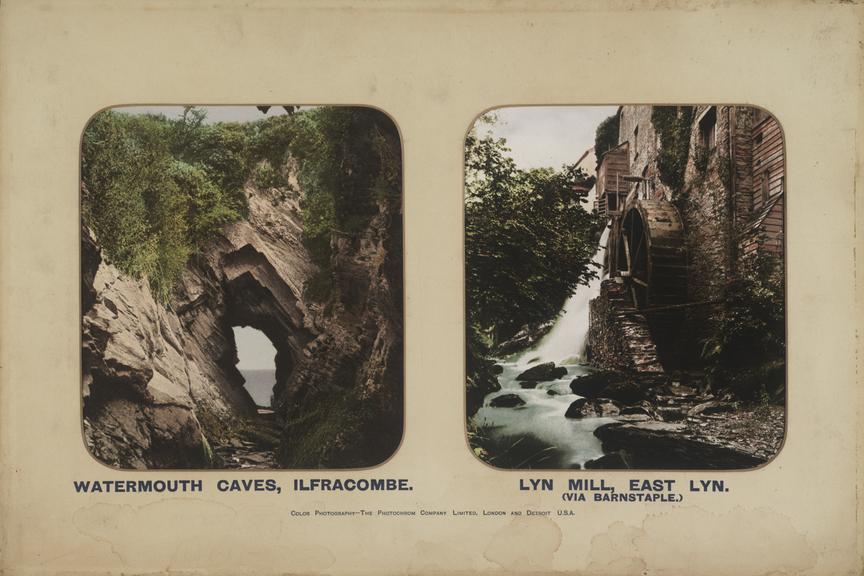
[[82, 108, 248, 302], [82, 106, 401, 305], [465, 115, 600, 346], [285, 107, 402, 303]]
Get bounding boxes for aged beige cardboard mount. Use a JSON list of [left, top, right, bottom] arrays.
[[1, 1, 863, 575]]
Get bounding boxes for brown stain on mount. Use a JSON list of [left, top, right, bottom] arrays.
[[407, 541, 476, 575], [71, 499, 336, 572], [484, 516, 563, 571], [587, 506, 817, 576]]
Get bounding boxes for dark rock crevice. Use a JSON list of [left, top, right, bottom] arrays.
[[273, 200, 404, 468]]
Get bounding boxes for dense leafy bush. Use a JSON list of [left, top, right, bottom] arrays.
[[246, 114, 294, 172], [82, 109, 247, 302], [701, 251, 785, 402], [594, 112, 620, 165], [465, 117, 599, 346], [252, 161, 289, 190]]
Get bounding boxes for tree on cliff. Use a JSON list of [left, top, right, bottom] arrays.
[[465, 116, 600, 350], [81, 109, 249, 302]]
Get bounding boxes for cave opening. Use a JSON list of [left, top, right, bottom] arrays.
[[232, 326, 278, 409]]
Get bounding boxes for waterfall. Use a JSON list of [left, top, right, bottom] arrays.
[[517, 223, 610, 366]]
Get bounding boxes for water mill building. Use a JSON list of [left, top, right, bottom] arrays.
[[588, 105, 785, 375]]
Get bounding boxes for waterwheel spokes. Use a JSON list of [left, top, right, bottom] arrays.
[[623, 232, 632, 272], [620, 218, 642, 308], [630, 275, 648, 288], [633, 227, 645, 271], [617, 200, 688, 310]]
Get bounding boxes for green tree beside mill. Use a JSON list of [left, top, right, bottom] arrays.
[[464, 116, 600, 410]]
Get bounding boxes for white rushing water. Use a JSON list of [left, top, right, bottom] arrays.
[[472, 223, 614, 469], [516, 223, 610, 367], [474, 362, 614, 468]]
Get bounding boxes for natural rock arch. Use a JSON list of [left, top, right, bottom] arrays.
[[220, 244, 313, 410], [82, 183, 403, 470], [82, 186, 317, 468]]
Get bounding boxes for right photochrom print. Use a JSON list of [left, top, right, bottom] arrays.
[[465, 105, 786, 470]]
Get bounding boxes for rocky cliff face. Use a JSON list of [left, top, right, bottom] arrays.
[[275, 198, 404, 468], [82, 178, 402, 469]]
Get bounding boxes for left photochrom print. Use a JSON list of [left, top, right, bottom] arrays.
[[81, 105, 404, 470]]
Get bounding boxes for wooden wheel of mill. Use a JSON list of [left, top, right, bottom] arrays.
[[616, 199, 688, 309]]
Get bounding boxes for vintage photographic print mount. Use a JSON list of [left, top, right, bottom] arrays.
[[1, 1, 862, 575], [81, 105, 404, 470], [466, 105, 786, 470]]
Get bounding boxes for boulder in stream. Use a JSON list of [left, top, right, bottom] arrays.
[[596, 380, 645, 404], [516, 362, 567, 382], [569, 370, 628, 397], [565, 397, 620, 419], [570, 372, 646, 404], [489, 393, 526, 408]]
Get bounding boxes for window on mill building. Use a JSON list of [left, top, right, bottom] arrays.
[[699, 107, 717, 151], [761, 169, 771, 205]]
